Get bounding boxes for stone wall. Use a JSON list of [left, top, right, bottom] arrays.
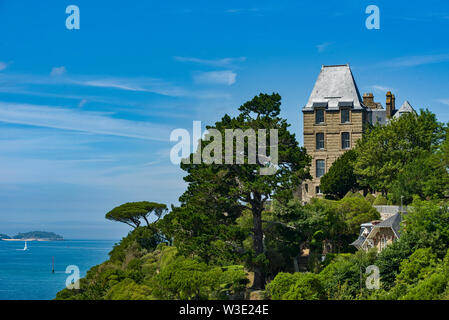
[[302, 108, 367, 201]]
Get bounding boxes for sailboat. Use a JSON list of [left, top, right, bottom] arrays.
[[17, 241, 29, 251]]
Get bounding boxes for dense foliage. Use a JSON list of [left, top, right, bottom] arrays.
[[320, 149, 358, 200], [106, 202, 167, 229], [56, 99, 449, 300], [12, 231, 63, 240], [163, 93, 311, 289]]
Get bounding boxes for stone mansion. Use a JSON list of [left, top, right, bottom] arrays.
[[301, 64, 415, 202]]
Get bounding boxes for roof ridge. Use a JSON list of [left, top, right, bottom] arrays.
[[322, 64, 350, 68]]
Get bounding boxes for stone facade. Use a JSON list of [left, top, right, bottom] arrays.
[[364, 227, 397, 251], [303, 108, 366, 199], [301, 64, 370, 201], [301, 64, 414, 202]]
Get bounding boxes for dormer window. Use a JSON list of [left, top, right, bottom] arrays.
[[315, 109, 325, 124]]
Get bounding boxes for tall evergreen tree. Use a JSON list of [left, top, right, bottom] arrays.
[[166, 93, 311, 289]]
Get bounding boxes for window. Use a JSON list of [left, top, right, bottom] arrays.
[[305, 184, 309, 193], [316, 160, 325, 178], [315, 186, 322, 194], [341, 132, 350, 149], [341, 109, 350, 123], [316, 133, 324, 150], [380, 236, 387, 250], [315, 109, 325, 124]]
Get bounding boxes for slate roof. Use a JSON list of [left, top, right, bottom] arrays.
[[375, 212, 402, 237], [393, 100, 415, 118], [350, 237, 364, 248], [350, 213, 403, 249], [350, 223, 373, 249], [303, 65, 366, 111]]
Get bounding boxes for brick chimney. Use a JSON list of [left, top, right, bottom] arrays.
[[386, 91, 396, 118], [363, 93, 375, 108]]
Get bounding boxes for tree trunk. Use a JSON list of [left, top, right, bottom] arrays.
[[251, 198, 265, 290]]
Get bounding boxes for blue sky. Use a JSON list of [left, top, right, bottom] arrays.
[[1, 0, 449, 239]]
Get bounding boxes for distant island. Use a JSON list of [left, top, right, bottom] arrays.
[[0, 231, 64, 241]]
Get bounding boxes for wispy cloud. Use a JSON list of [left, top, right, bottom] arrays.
[[0, 72, 234, 99], [225, 8, 261, 14], [68, 77, 191, 97], [193, 70, 237, 85], [316, 42, 333, 53], [382, 54, 449, 68], [0, 62, 8, 71], [174, 56, 246, 67], [436, 99, 449, 106], [0, 102, 173, 141], [78, 99, 88, 107], [50, 66, 67, 76], [0, 73, 191, 97], [370, 85, 394, 93]]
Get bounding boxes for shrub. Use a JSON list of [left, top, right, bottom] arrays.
[[401, 272, 448, 300], [266, 272, 299, 299], [320, 250, 377, 300], [396, 248, 438, 286], [344, 191, 364, 199], [373, 195, 387, 205], [282, 273, 325, 300], [365, 193, 375, 204], [105, 278, 152, 300]]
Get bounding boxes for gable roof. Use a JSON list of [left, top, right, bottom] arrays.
[[350, 237, 364, 249], [376, 212, 402, 236], [351, 213, 403, 250], [393, 100, 415, 118], [303, 64, 366, 111]]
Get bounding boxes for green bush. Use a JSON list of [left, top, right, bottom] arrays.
[[211, 265, 249, 299], [344, 191, 364, 199], [105, 278, 152, 300], [320, 250, 377, 300], [109, 226, 167, 263], [401, 272, 448, 300], [336, 197, 380, 236], [282, 273, 325, 300], [266, 272, 299, 299], [365, 193, 375, 204], [396, 248, 438, 286], [373, 195, 387, 205]]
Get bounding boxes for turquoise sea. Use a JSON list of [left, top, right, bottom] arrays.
[[0, 240, 116, 300]]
